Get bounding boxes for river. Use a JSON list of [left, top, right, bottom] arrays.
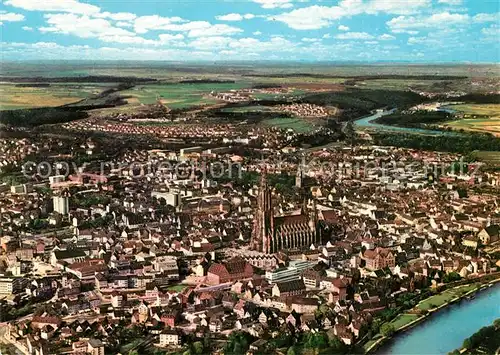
[[354, 109, 458, 136], [376, 284, 500, 355]]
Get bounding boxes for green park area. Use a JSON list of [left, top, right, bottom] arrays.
[[167, 284, 187, 292], [417, 283, 479, 311], [388, 314, 420, 330]]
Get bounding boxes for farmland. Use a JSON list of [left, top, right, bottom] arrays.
[[445, 118, 500, 136], [469, 151, 500, 164], [0, 83, 105, 110], [439, 104, 500, 136], [120, 82, 251, 109], [445, 104, 500, 117], [220, 105, 274, 113]]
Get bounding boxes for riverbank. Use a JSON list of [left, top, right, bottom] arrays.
[[354, 109, 456, 136], [448, 318, 500, 355], [364, 276, 500, 354]]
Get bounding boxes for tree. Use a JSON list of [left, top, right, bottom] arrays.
[[202, 335, 212, 351], [225, 331, 254, 355], [344, 121, 357, 146], [287, 346, 298, 355], [371, 318, 383, 334], [328, 335, 345, 352], [305, 332, 329, 349], [493, 318, 500, 329], [380, 324, 395, 337], [192, 342, 204, 355], [443, 272, 461, 283]]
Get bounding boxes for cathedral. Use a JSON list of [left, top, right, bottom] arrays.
[[251, 172, 320, 254]]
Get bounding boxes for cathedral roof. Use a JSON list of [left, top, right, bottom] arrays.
[[274, 213, 309, 227]]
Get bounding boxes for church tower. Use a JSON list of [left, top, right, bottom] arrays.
[[295, 164, 303, 189], [252, 171, 321, 254], [251, 172, 273, 253]]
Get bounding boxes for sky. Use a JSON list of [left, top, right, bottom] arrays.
[[0, 0, 499, 62]]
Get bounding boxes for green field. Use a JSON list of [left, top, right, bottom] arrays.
[[221, 105, 274, 113], [261, 117, 315, 133], [442, 104, 500, 136], [356, 79, 442, 91], [417, 284, 479, 311], [469, 150, 500, 164], [445, 104, 500, 117], [364, 334, 384, 351], [167, 284, 187, 292], [445, 118, 500, 136], [389, 314, 420, 330], [120, 82, 251, 109], [0, 83, 105, 110]]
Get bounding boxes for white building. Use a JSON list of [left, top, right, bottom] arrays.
[[53, 196, 69, 215]]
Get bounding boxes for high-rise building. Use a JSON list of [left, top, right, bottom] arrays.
[[251, 172, 319, 254], [53, 195, 69, 215]]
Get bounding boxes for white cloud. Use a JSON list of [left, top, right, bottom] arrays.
[[216, 13, 255, 21], [378, 34, 395, 40], [473, 13, 499, 23], [187, 35, 297, 55], [408, 36, 441, 45], [336, 31, 374, 40], [22, 26, 33, 30], [116, 21, 133, 28], [98, 35, 159, 45], [133, 16, 241, 38], [0, 11, 25, 23], [253, 31, 262, 35], [482, 24, 499, 38], [302, 37, 320, 42], [0, 39, 472, 61], [322, 33, 331, 39], [40, 13, 138, 39], [363, 0, 432, 15], [159, 33, 184, 41], [338, 25, 350, 31], [189, 36, 232, 50], [5, 0, 100, 15], [438, 0, 462, 5], [273, 0, 431, 30], [273, 6, 344, 30], [186, 23, 243, 37], [94, 12, 137, 21], [133, 15, 185, 34], [37, 13, 193, 46], [253, 0, 293, 9], [387, 12, 469, 32]]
